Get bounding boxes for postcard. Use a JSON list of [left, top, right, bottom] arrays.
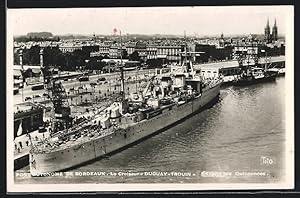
[[7, 5, 294, 192]]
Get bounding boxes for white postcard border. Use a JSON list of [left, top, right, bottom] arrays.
[[6, 5, 295, 192]]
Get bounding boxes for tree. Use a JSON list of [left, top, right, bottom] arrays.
[[43, 46, 62, 66], [129, 51, 140, 61], [85, 57, 106, 71], [122, 49, 128, 59], [73, 49, 86, 68], [86, 58, 98, 70], [23, 45, 40, 65], [59, 50, 86, 71], [147, 59, 162, 68]]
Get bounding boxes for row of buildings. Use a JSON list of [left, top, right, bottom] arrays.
[[90, 41, 185, 63], [14, 37, 285, 68], [13, 18, 284, 66], [90, 36, 284, 64]]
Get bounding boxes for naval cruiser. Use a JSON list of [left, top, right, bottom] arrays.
[[29, 59, 222, 176]]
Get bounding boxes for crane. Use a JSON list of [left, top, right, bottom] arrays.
[[40, 49, 72, 133]]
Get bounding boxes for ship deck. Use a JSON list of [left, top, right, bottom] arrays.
[[14, 147, 30, 160], [31, 77, 222, 154], [33, 127, 115, 153]]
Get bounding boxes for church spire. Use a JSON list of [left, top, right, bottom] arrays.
[[272, 18, 278, 41], [264, 17, 271, 43]]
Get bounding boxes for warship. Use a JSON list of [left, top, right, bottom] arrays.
[[29, 49, 222, 176]]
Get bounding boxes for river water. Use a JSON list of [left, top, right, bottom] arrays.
[[15, 77, 286, 184]]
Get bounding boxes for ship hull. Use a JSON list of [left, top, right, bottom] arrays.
[[14, 131, 50, 170], [233, 74, 276, 86], [277, 72, 285, 77], [14, 154, 29, 170], [30, 82, 221, 176]]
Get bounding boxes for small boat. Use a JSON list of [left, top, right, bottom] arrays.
[[232, 50, 279, 86], [233, 67, 276, 86]]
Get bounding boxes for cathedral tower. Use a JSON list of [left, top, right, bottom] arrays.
[[264, 18, 271, 43], [272, 19, 278, 41]]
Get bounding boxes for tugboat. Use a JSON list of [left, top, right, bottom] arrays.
[[29, 40, 223, 176], [233, 48, 277, 86], [233, 66, 277, 86]]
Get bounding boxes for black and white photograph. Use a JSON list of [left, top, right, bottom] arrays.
[[6, 5, 294, 192]]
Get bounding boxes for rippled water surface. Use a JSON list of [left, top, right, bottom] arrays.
[[15, 77, 286, 184]]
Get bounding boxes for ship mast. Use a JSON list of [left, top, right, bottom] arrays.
[[119, 30, 125, 100], [183, 31, 194, 77], [184, 31, 187, 69]]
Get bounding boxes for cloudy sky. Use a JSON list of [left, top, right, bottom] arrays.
[[8, 6, 293, 36]]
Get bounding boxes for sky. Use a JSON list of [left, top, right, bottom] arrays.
[[8, 6, 293, 36]]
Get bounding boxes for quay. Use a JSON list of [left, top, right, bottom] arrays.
[[194, 55, 285, 71], [13, 55, 285, 105], [194, 56, 285, 81]]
